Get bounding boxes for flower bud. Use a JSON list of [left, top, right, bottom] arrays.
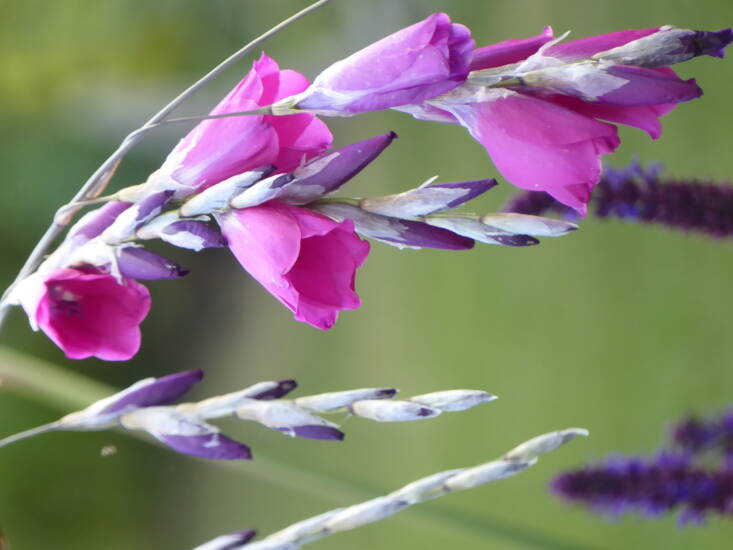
[[349, 400, 440, 422], [294, 388, 396, 412], [409, 390, 496, 412]]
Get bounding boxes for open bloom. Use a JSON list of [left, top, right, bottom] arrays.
[[160, 53, 332, 190], [15, 267, 151, 361], [424, 25, 732, 214], [274, 13, 474, 115], [219, 201, 370, 330]]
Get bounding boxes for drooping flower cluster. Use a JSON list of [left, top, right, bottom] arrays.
[[6, 15, 730, 361], [0, 369, 496, 460], [551, 408, 733, 524], [193, 427, 588, 550], [504, 161, 733, 242], [274, 19, 731, 214]]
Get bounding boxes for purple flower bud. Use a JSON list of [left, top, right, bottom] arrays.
[[69, 202, 133, 241], [117, 247, 189, 280], [359, 179, 496, 218], [311, 202, 475, 250], [98, 370, 203, 415], [424, 216, 539, 246], [278, 13, 474, 116], [161, 221, 228, 250], [120, 407, 252, 460], [101, 191, 174, 245]]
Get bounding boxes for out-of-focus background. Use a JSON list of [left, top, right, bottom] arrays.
[[1, 1, 732, 548]]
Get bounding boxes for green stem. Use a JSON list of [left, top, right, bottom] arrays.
[[0, 346, 600, 550]]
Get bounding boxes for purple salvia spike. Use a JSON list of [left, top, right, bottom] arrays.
[[98, 370, 204, 415], [192, 530, 257, 550], [117, 247, 189, 280], [160, 220, 228, 250], [311, 202, 474, 250], [157, 433, 252, 460], [276, 425, 345, 441], [359, 178, 497, 217]]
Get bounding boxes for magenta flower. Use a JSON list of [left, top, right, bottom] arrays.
[[17, 267, 151, 361], [276, 13, 474, 115], [218, 201, 370, 330], [161, 53, 332, 190], [424, 25, 732, 214]]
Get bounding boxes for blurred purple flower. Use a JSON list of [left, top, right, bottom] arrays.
[[504, 161, 733, 241], [551, 453, 733, 524]]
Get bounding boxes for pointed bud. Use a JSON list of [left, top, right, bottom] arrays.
[[228, 174, 295, 210], [388, 469, 461, 503], [312, 202, 474, 250], [137, 213, 226, 250], [324, 497, 410, 532], [59, 370, 203, 430], [425, 216, 539, 246], [360, 179, 497, 218], [295, 388, 397, 413], [235, 401, 343, 440], [180, 380, 298, 420], [479, 213, 577, 237], [593, 26, 733, 68], [266, 511, 341, 545], [409, 390, 496, 412], [180, 166, 275, 217], [101, 191, 174, 245], [117, 247, 189, 280], [503, 428, 589, 462], [120, 407, 251, 460], [444, 459, 536, 491], [349, 400, 440, 422]]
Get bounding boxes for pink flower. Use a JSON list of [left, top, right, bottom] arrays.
[[276, 13, 474, 116], [161, 53, 333, 190], [17, 268, 151, 361], [218, 201, 370, 330], [423, 26, 731, 214]]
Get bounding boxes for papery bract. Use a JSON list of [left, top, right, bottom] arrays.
[[161, 53, 332, 190], [281, 13, 474, 115], [219, 201, 370, 330], [17, 267, 150, 361]]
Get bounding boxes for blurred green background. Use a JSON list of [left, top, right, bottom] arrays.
[[1, 1, 733, 549]]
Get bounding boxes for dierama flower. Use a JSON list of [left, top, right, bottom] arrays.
[[426, 25, 732, 214], [219, 201, 370, 330], [159, 53, 332, 192], [274, 13, 474, 116], [13, 267, 151, 361]]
